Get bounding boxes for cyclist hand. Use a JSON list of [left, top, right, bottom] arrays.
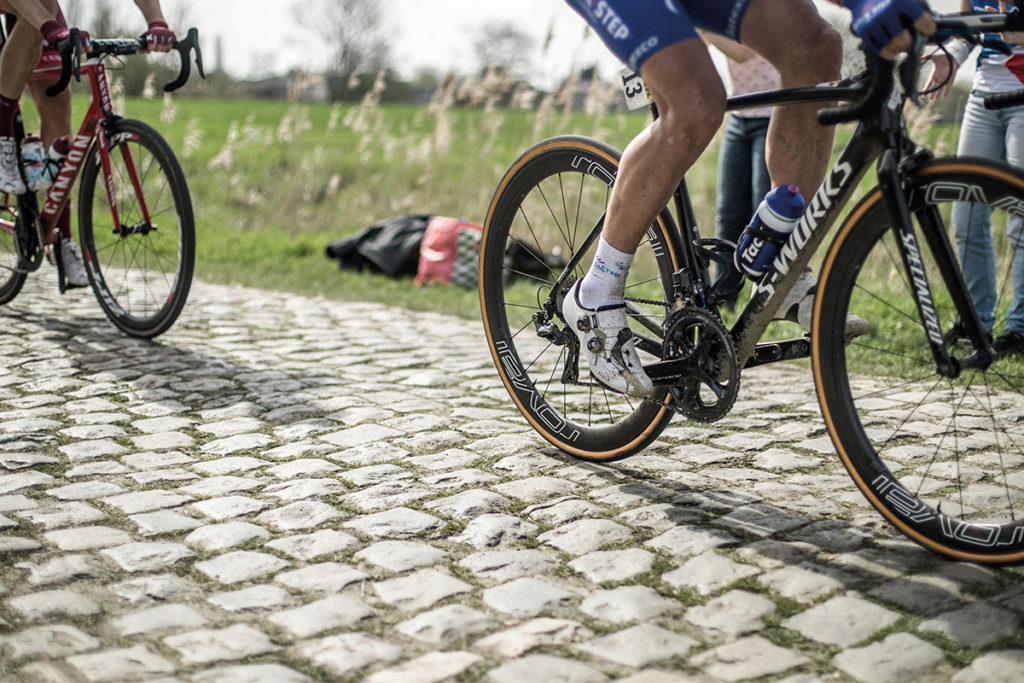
[[40, 19, 68, 46], [983, 3, 1024, 50], [142, 22, 175, 53], [924, 51, 957, 100], [844, 0, 937, 60]]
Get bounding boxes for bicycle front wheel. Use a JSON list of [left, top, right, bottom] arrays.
[[480, 136, 681, 461], [815, 158, 1024, 563], [78, 118, 195, 338]]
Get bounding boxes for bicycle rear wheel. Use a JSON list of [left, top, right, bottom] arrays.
[[479, 135, 681, 461], [78, 118, 195, 338], [0, 199, 27, 304], [815, 158, 1024, 563]]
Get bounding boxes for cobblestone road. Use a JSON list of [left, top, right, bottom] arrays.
[[2, 273, 1024, 682]]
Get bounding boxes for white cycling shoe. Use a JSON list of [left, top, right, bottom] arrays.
[[62, 240, 90, 288], [47, 239, 90, 288], [0, 137, 26, 195], [774, 270, 867, 342], [562, 280, 654, 397]]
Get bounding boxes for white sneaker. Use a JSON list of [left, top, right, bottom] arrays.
[[0, 137, 26, 195], [562, 280, 654, 397], [61, 240, 89, 287], [774, 270, 867, 341]]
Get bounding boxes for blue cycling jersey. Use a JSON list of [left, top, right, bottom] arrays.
[[564, 0, 755, 72]]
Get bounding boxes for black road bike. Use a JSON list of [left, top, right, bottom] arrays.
[[480, 11, 1024, 564]]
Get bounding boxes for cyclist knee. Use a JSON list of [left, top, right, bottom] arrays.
[[800, 25, 842, 82], [657, 88, 726, 151], [775, 23, 842, 85]]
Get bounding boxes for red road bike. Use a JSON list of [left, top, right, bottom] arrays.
[[0, 27, 203, 337]]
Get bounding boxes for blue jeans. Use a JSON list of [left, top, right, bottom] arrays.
[[951, 92, 1024, 336], [716, 114, 770, 308]]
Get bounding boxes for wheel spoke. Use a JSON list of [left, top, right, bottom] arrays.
[[480, 138, 676, 460], [819, 164, 1024, 561]]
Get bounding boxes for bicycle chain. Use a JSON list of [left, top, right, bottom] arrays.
[[625, 296, 671, 308]]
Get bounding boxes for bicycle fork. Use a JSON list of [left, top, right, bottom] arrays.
[[877, 150, 994, 377]]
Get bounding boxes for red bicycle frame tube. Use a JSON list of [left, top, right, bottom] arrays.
[[30, 57, 149, 244]]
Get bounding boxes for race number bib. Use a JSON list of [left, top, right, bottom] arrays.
[[620, 68, 648, 111]]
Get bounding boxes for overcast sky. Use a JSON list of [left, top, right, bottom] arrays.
[[64, 0, 963, 84]]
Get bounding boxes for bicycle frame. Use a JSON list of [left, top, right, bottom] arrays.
[[725, 80, 1000, 381], [605, 69, 993, 382], [724, 83, 886, 367], [0, 51, 146, 273], [549, 72, 991, 387]]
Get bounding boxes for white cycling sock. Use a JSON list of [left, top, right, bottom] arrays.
[[578, 236, 634, 309]]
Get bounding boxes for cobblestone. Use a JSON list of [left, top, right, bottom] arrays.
[[2, 278, 1023, 680], [482, 576, 576, 616]]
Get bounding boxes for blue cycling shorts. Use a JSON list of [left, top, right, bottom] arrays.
[[564, 0, 755, 72]]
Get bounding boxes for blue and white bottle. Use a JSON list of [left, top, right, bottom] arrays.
[[734, 185, 805, 280]]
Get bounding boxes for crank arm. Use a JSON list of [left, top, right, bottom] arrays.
[[643, 357, 692, 387], [743, 338, 811, 368]]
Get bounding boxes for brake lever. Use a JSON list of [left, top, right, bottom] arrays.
[[899, 29, 925, 107], [44, 27, 81, 97], [164, 28, 205, 93]]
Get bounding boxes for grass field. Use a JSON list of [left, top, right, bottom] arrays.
[[20, 86, 961, 320]]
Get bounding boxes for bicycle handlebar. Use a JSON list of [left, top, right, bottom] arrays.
[[816, 9, 1024, 125], [817, 55, 893, 126], [44, 27, 205, 98], [163, 28, 205, 92]]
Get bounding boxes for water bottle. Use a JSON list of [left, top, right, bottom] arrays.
[[20, 136, 47, 192], [41, 135, 71, 188], [734, 185, 805, 280]]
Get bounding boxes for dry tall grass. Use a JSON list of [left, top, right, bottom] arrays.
[[152, 71, 656, 240]]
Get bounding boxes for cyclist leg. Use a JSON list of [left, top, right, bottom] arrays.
[[26, 68, 71, 149], [0, 2, 55, 99], [0, 2, 59, 195], [731, 0, 870, 336], [738, 0, 841, 199], [27, 75, 85, 287], [562, 1, 726, 396], [563, 1, 725, 257], [602, 41, 725, 257]]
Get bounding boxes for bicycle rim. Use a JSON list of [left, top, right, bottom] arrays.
[[0, 198, 26, 304], [79, 119, 195, 338], [480, 136, 679, 461], [814, 158, 1024, 563]]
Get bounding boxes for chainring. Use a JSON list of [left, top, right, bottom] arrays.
[[661, 307, 740, 422]]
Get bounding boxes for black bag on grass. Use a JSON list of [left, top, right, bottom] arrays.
[[325, 214, 430, 277]]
